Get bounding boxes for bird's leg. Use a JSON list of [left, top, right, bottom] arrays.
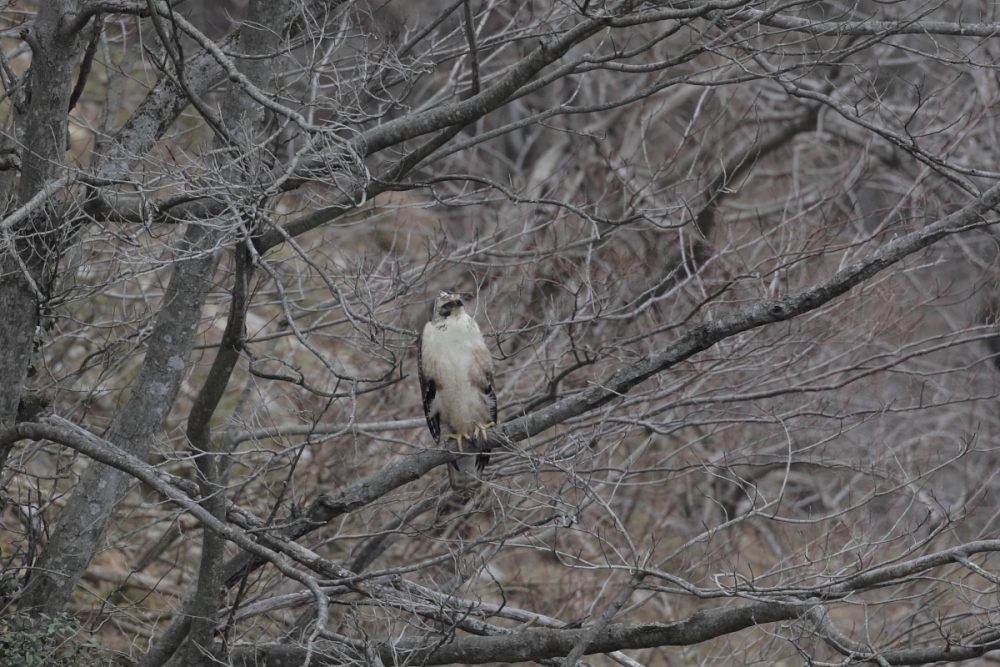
[[445, 433, 468, 451], [472, 422, 495, 440]]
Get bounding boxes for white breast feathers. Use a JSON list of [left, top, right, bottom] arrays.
[[421, 313, 493, 436]]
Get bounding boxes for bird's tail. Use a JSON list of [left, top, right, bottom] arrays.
[[447, 453, 481, 500]]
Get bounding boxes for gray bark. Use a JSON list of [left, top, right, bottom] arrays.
[[187, 180, 1000, 642], [15, 221, 224, 616], [1, 8, 231, 439], [91, 33, 235, 182], [0, 2, 85, 431], [177, 1, 290, 663], [0, 259, 37, 434], [4, 179, 998, 667], [228, 597, 1000, 667], [495, 181, 1000, 445], [353, 1, 738, 158], [9, 411, 1000, 667], [5, 415, 325, 600], [231, 601, 809, 666], [13, 0, 279, 618]]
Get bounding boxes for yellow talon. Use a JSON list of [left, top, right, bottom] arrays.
[[445, 424, 493, 450], [446, 433, 469, 451]]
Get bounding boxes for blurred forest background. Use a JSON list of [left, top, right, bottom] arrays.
[[3, 0, 1000, 665]]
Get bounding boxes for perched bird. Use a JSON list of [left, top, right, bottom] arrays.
[[418, 290, 497, 498]]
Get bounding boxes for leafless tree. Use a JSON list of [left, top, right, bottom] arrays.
[[3, 0, 1000, 665]]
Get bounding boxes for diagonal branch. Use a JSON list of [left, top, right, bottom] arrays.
[[496, 182, 1000, 446], [732, 6, 1000, 38], [230, 597, 1000, 666], [220, 180, 1000, 599], [231, 600, 811, 666], [6, 415, 325, 599]]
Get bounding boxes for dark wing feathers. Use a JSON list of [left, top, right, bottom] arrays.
[[484, 368, 497, 424], [418, 326, 495, 473], [416, 331, 441, 443], [424, 378, 440, 444], [477, 368, 497, 471]]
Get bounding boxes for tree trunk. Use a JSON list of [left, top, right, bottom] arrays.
[[0, 2, 84, 432]]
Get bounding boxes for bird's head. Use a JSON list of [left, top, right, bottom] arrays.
[[431, 290, 466, 322]]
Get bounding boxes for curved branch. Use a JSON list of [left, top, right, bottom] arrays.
[[495, 182, 1000, 446], [216, 181, 1000, 601], [231, 600, 809, 666], [733, 7, 1000, 38], [6, 416, 324, 596]]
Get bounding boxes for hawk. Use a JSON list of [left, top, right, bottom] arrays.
[[418, 291, 497, 498]]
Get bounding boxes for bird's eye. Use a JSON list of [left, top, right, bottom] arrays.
[[483, 385, 493, 395]]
